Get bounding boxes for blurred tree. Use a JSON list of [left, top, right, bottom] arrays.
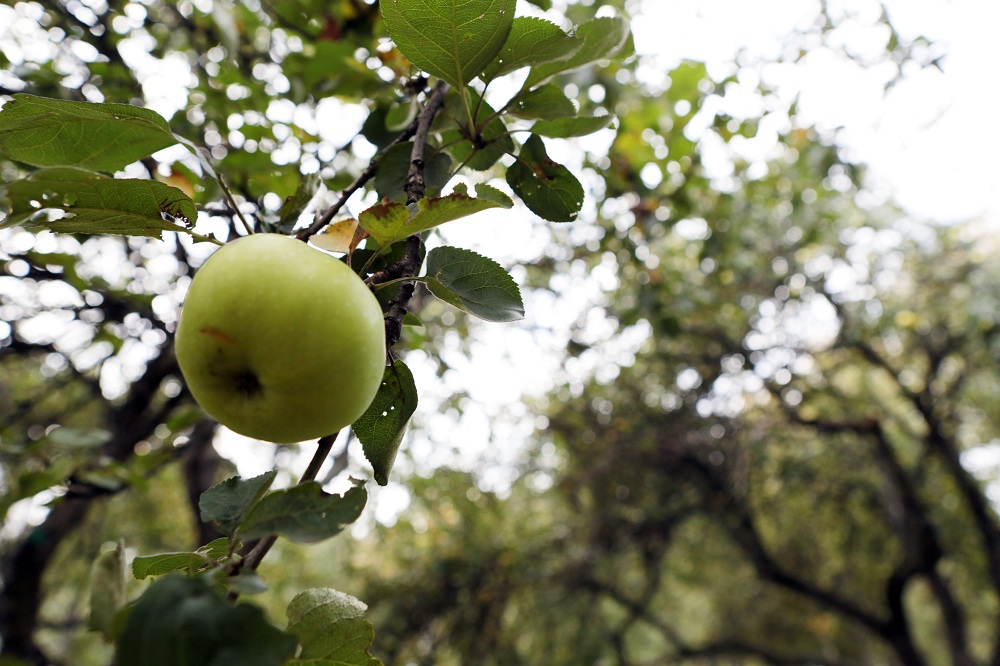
[[0, 0, 980, 665]]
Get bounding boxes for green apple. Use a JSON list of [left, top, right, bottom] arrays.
[[175, 233, 386, 443]]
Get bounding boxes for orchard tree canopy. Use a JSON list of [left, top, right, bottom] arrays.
[[1, 1, 996, 665]]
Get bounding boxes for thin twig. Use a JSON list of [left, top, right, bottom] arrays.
[[296, 122, 420, 242], [236, 432, 341, 576]]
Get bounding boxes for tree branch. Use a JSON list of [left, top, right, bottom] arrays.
[[404, 80, 449, 205]]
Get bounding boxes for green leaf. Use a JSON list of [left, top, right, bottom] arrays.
[[240, 481, 367, 543], [353, 360, 418, 486], [46, 426, 112, 451], [524, 16, 631, 89], [507, 85, 577, 120], [286, 588, 381, 665], [473, 183, 514, 208], [0, 167, 198, 238], [89, 541, 126, 639], [505, 134, 583, 222], [199, 469, 277, 535], [117, 575, 297, 666], [381, 0, 515, 90], [0, 94, 178, 171], [275, 173, 320, 233], [425, 246, 524, 322], [130, 538, 231, 580], [481, 17, 582, 82], [440, 89, 514, 171], [359, 190, 505, 248], [373, 142, 452, 202], [532, 114, 615, 138]]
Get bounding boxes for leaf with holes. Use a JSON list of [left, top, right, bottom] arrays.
[[353, 360, 417, 487], [506, 134, 583, 222], [359, 190, 506, 249], [381, 0, 515, 90], [424, 246, 524, 322], [0, 94, 179, 171], [1, 167, 199, 238]]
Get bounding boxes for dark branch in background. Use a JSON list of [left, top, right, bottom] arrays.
[[0, 345, 191, 664]]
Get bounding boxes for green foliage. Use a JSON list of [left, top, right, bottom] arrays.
[[241, 481, 368, 544], [199, 470, 278, 536], [285, 588, 381, 665], [424, 246, 525, 322], [116, 575, 297, 666], [506, 134, 584, 221], [0, 94, 177, 171], [353, 360, 418, 487], [380, 0, 515, 90], [130, 538, 231, 580]]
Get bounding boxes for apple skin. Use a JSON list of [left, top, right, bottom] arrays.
[[175, 233, 386, 443]]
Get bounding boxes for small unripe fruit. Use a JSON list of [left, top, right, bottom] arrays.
[[175, 233, 385, 443]]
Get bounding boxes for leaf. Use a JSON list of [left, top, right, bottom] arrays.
[[240, 481, 367, 543], [473, 183, 514, 208], [359, 190, 505, 248], [276, 172, 320, 233], [130, 538, 231, 580], [353, 360, 418, 486], [373, 141, 452, 202], [0, 167, 198, 239], [199, 469, 277, 535], [481, 17, 582, 82], [524, 16, 631, 89], [286, 588, 381, 665], [531, 114, 615, 138], [0, 94, 179, 171], [507, 85, 576, 120], [89, 540, 126, 639], [116, 575, 297, 666], [505, 134, 583, 222], [440, 89, 513, 171], [47, 426, 112, 451], [381, 0, 515, 90], [425, 246, 524, 322], [310, 218, 359, 254]]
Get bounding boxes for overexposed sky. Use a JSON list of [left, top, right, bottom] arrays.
[[633, 0, 1000, 222]]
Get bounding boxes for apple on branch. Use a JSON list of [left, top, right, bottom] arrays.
[[175, 233, 386, 443]]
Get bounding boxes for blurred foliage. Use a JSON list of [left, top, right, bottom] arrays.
[[0, 0, 990, 665]]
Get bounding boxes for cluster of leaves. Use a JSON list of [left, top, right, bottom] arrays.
[[0, 0, 632, 663], [101, 470, 378, 665]]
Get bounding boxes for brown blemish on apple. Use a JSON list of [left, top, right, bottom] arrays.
[[200, 328, 236, 345]]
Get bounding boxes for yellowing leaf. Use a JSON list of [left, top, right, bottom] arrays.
[[310, 218, 359, 254]]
